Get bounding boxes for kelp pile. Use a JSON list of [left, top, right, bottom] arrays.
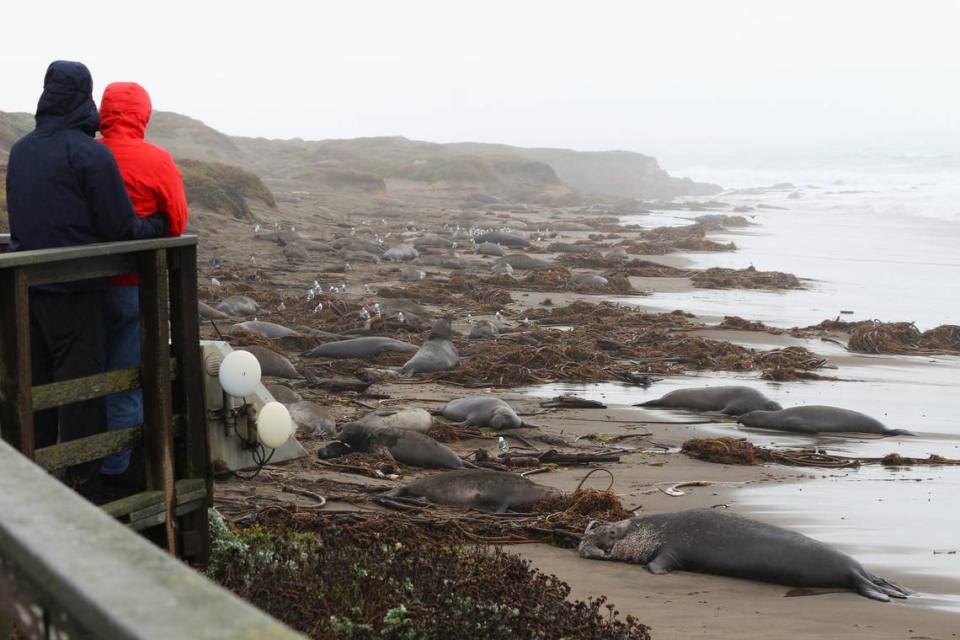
[[208, 506, 650, 640], [848, 321, 960, 355], [718, 316, 785, 334], [691, 266, 802, 290]]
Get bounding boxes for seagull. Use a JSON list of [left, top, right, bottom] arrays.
[[360, 307, 370, 320], [313, 302, 324, 314], [278, 301, 286, 311], [306, 289, 315, 302], [254, 224, 261, 233], [210, 277, 221, 288], [466, 313, 473, 323], [249, 255, 257, 265], [363, 284, 373, 294], [397, 311, 405, 323], [373, 303, 382, 317], [522, 316, 531, 326], [495, 311, 503, 321], [497, 436, 508, 453]]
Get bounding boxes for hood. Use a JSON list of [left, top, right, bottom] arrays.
[[99, 82, 152, 140], [35, 60, 100, 135]]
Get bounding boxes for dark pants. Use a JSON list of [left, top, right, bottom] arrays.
[[29, 290, 107, 485]]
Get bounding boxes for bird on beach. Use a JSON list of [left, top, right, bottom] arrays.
[[313, 303, 324, 314], [211, 277, 221, 288], [397, 311, 405, 323]]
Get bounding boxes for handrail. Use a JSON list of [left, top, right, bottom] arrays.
[[0, 439, 305, 640], [0, 236, 196, 268]]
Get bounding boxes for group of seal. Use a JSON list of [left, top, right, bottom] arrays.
[[638, 385, 912, 436]]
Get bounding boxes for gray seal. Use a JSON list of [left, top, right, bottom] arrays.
[[474, 231, 529, 247], [328, 423, 466, 469], [302, 336, 418, 359], [232, 320, 300, 339], [579, 509, 910, 602], [737, 405, 915, 436], [355, 408, 433, 433], [199, 301, 231, 320], [468, 320, 500, 340], [288, 401, 335, 436], [496, 254, 552, 271], [637, 386, 781, 416], [238, 346, 302, 379], [386, 469, 560, 513], [216, 295, 262, 317], [490, 262, 514, 276], [282, 243, 309, 262], [440, 396, 522, 430], [475, 242, 506, 257], [571, 273, 609, 288], [383, 244, 420, 262], [266, 384, 302, 404], [400, 316, 459, 376]]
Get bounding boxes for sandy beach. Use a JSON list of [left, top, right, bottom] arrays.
[[196, 172, 960, 639]]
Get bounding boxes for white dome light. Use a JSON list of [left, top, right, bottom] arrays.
[[218, 350, 261, 397], [256, 401, 293, 449]]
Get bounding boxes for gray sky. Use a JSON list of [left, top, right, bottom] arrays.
[[3, 0, 959, 163]]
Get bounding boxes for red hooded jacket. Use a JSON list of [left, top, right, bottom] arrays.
[[99, 82, 188, 285]]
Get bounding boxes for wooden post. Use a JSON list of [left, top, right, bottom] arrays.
[[137, 250, 177, 554], [0, 268, 34, 458], [167, 244, 210, 562]]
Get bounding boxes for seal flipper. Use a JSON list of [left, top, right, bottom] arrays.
[[633, 399, 662, 408], [853, 570, 911, 601], [645, 552, 676, 575], [885, 428, 916, 437]]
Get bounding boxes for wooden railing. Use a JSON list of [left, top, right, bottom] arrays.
[[0, 234, 305, 639]]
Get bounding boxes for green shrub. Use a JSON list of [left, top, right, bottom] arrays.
[[178, 158, 275, 220], [206, 509, 650, 640]]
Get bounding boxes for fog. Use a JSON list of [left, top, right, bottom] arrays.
[[3, 0, 959, 163]]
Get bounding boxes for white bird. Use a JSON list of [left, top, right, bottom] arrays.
[[466, 313, 473, 323], [344, 263, 353, 272], [278, 301, 286, 311], [522, 316, 531, 326], [495, 311, 503, 321], [306, 289, 315, 302], [313, 302, 324, 314], [254, 224, 261, 232], [373, 303, 382, 317], [360, 307, 370, 320], [397, 311, 405, 323], [249, 255, 257, 265], [210, 277, 221, 288], [329, 284, 338, 293], [497, 436, 508, 453], [363, 284, 373, 294]]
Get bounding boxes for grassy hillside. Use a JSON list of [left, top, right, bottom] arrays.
[[0, 112, 33, 162], [178, 158, 276, 220]]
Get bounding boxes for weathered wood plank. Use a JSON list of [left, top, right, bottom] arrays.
[[31, 360, 178, 412], [100, 478, 206, 520], [138, 249, 177, 554], [24, 252, 137, 287], [0, 268, 34, 458], [0, 439, 306, 640], [35, 424, 143, 472], [168, 243, 211, 562], [0, 236, 197, 270]]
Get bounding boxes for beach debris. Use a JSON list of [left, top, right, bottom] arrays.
[[540, 394, 607, 409], [691, 266, 803, 290]]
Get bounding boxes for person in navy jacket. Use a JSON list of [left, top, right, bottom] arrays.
[[5, 60, 168, 497]]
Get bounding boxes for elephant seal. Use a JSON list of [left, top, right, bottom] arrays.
[[475, 241, 506, 257], [417, 254, 466, 269], [282, 243, 309, 262], [546, 242, 594, 253], [571, 273, 609, 288], [579, 509, 910, 602], [199, 301, 231, 320], [737, 405, 915, 436], [302, 336, 418, 359], [331, 237, 381, 253], [474, 231, 529, 247], [288, 401, 335, 436], [383, 244, 420, 262], [414, 235, 455, 249], [637, 386, 781, 416], [238, 346, 302, 379], [355, 407, 433, 433], [496, 254, 552, 271], [339, 250, 381, 264], [468, 320, 500, 340], [400, 317, 459, 376], [386, 469, 560, 513], [401, 269, 427, 282], [232, 321, 300, 339], [604, 248, 628, 259], [490, 262, 514, 276], [327, 423, 466, 469], [216, 295, 262, 317], [266, 384, 302, 404], [440, 396, 522, 430]]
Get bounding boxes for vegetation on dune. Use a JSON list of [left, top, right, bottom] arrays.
[[0, 165, 8, 232], [177, 158, 276, 220], [206, 509, 651, 640], [0, 112, 34, 161]]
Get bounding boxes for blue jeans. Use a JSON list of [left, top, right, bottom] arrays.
[[101, 286, 142, 475]]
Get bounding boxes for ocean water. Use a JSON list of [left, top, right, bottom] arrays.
[[524, 154, 960, 609], [619, 156, 960, 330]]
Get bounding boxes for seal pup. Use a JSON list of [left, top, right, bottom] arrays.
[[468, 320, 500, 340], [302, 336, 418, 359], [440, 396, 522, 430], [266, 383, 302, 404], [400, 316, 459, 376], [490, 262, 514, 276], [216, 295, 262, 317], [386, 469, 560, 513], [579, 509, 911, 602], [238, 346, 302, 379], [232, 321, 300, 339], [282, 243, 309, 262], [473, 231, 529, 247], [288, 401, 335, 436], [327, 423, 467, 469], [355, 407, 433, 433], [475, 241, 506, 257], [571, 273, 609, 288], [495, 254, 552, 271], [383, 244, 420, 262], [737, 405, 915, 436], [637, 386, 781, 416]]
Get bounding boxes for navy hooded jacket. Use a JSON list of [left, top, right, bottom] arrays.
[[5, 61, 168, 269]]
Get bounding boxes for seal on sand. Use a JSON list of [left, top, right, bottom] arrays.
[[474, 231, 529, 247], [327, 423, 466, 469], [737, 405, 915, 436], [232, 320, 300, 339], [383, 244, 420, 262], [475, 241, 506, 257], [288, 401, 335, 436], [266, 384, 302, 404], [238, 346, 302, 379], [579, 509, 911, 602], [495, 254, 552, 271], [386, 469, 559, 513], [440, 396, 522, 430], [216, 295, 262, 317], [302, 336, 418, 359], [355, 407, 433, 433], [400, 316, 459, 376], [637, 386, 781, 416], [199, 300, 231, 320], [468, 320, 500, 340]]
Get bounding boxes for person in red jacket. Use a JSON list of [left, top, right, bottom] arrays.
[[98, 82, 188, 482]]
